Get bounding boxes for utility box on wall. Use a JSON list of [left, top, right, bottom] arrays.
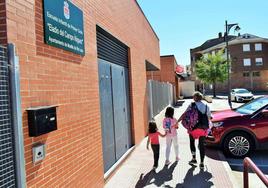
[[27, 106, 58, 137], [32, 143, 46, 163]]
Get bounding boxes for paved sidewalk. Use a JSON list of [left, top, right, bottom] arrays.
[[105, 100, 238, 188]]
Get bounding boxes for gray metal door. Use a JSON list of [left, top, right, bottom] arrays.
[[98, 59, 131, 172], [123, 67, 132, 149], [111, 64, 129, 160], [98, 59, 116, 172], [97, 26, 131, 173], [0, 46, 17, 187]]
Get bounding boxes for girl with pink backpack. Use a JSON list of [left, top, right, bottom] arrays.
[[163, 107, 179, 165]]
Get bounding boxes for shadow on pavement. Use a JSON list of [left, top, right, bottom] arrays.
[[135, 162, 178, 188], [226, 151, 268, 174], [174, 100, 185, 107], [176, 166, 214, 188], [204, 147, 225, 162], [135, 169, 155, 188]]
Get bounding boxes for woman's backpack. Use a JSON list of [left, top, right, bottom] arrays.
[[181, 103, 199, 131], [196, 104, 209, 129]]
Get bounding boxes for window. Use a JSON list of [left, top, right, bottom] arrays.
[[255, 58, 263, 66], [243, 72, 250, 77], [255, 43, 262, 51], [243, 44, 250, 52], [212, 51, 215, 55], [243, 58, 251, 66], [253, 71, 260, 77]]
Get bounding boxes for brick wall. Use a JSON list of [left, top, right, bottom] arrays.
[[146, 56, 177, 84], [0, 0, 7, 45], [230, 43, 268, 72], [222, 42, 268, 92], [214, 70, 268, 93], [160, 56, 176, 85], [146, 71, 161, 81], [5, 0, 160, 187], [160, 56, 179, 98], [146, 56, 179, 97]]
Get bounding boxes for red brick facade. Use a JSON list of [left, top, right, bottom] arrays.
[[146, 70, 161, 82], [147, 55, 179, 97], [228, 42, 268, 92], [0, 0, 7, 45], [4, 0, 160, 187]]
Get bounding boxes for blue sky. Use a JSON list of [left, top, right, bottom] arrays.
[[137, 0, 268, 66]]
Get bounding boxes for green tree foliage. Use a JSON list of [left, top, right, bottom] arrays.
[[195, 50, 228, 97]]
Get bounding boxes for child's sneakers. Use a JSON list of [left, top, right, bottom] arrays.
[[165, 160, 171, 166], [188, 159, 197, 165]]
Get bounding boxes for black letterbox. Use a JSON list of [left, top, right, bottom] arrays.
[[27, 106, 58, 137]]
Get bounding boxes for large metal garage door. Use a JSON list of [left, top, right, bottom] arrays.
[[97, 26, 131, 173], [0, 46, 17, 187]]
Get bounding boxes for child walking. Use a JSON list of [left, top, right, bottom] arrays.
[[147, 121, 166, 169], [163, 107, 179, 165]]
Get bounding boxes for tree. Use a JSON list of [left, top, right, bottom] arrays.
[[195, 50, 228, 97]]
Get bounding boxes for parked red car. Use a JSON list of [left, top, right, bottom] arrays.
[[207, 96, 268, 158]]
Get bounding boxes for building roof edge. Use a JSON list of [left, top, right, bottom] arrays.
[[135, 1, 159, 41], [160, 55, 175, 58]]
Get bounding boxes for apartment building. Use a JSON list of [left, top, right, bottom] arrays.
[[190, 33, 268, 92]]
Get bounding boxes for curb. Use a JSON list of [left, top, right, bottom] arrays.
[[217, 150, 240, 188], [104, 146, 136, 182]]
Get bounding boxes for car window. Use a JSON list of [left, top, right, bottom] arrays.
[[236, 97, 268, 115], [236, 89, 250, 94], [257, 107, 268, 118]]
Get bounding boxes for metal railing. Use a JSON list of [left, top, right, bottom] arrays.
[[147, 80, 174, 120], [243, 157, 268, 188]]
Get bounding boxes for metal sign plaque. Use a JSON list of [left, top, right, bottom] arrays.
[[43, 0, 85, 56]]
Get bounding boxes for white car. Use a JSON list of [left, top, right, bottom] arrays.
[[231, 88, 254, 102]]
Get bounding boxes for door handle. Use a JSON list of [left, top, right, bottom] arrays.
[[250, 123, 256, 127]]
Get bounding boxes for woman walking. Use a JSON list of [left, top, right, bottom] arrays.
[[178, 91, 211, 170]]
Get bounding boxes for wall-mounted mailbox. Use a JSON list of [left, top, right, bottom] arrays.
[[27, 106, 58, 137]]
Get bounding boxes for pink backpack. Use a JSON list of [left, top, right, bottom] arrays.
[[182, 103, 199, 131]]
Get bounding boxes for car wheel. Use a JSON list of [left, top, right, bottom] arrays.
[[223, 132, 254, 158]]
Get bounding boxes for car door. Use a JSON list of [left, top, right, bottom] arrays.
[[252, 106, 268, 143]]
